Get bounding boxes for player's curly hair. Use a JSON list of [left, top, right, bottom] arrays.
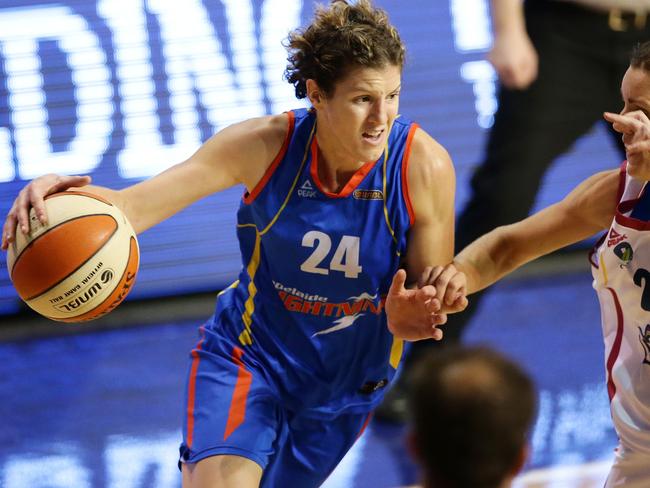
[[631, 41, 650, 72], [284, 0, 405, 99]]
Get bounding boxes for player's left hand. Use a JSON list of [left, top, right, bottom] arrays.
[[385, 269, 446, 341], [604, 111, 650, 180]]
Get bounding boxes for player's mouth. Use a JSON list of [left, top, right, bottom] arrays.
[[362, 129, 385, 145]]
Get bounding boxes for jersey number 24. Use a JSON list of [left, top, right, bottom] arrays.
[[300, 230, 362, 278]]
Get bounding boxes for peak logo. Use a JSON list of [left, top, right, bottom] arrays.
[[297, 180, 317, 198], [607, 228, 627, 247]]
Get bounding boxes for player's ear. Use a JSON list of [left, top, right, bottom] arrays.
[[306, 79, 324, 108]]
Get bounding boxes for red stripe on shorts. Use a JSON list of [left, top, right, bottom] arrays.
[[224, 346, 253, 440], [186, 326, 206, 448], [356, 412, 373, 440]]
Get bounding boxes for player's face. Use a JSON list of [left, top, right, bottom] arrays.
[[619, 66, 650, 180], [313, 64, 401, 166]]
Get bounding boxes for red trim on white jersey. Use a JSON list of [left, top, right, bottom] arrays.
[[605, 287, 625, 401]]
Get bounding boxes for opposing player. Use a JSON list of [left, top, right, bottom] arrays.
[[427, 41, 650, 488], [2, 1, 462, 486]]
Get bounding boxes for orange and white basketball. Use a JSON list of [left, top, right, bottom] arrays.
[[6, 191, 139, 322]]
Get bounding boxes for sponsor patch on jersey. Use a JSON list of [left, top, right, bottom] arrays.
[[297, 179, 317, 198], [613, 241, 633, 267], [353, 189, 383, 200], [273, 281, 384, 336], [607, 228, 628, 247]]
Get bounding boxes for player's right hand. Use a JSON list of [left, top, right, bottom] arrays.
[[488, 30, 538, 90], [2, 173, 91, 250]]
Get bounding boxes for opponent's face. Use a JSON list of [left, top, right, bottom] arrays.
[[619, 67, 650, 180], [309, 64, 401, 165]]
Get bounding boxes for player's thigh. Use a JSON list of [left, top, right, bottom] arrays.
[[182, 454, 262, 488], [179, 328, 280, 471]]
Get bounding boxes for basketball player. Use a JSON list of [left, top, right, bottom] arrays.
[[1, 2, 465, 486], [408, 346, 536, 488], [425, 41, 650, 488]]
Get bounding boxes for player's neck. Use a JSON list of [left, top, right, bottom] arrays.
[[314, 143, 365, 193]]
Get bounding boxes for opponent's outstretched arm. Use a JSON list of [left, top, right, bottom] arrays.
[[457, 169, 618, 293], [424, 110, 650, 307], [456, 108, 650, 293], [418, 168, 618, 306], [420, 168, 619, 306]]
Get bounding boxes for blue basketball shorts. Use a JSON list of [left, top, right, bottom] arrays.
[[178, 325, 372, 487]]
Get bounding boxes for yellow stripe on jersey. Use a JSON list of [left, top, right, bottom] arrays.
[[600, 248, 609, 286], [235, 120, 317, 345], [238, 231, 262, 346], [389, 337, 403, 369], [218, 280, 240, 297], [260, 120, 317, 236]]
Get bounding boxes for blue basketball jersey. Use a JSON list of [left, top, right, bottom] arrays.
[[209, 108, 416, 417]]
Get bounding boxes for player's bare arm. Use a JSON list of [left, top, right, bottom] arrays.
[[456, 169, 620, 294], [385, 128, 456, 341], [116, 113, 288, 233], [1, 113, 289, 249]]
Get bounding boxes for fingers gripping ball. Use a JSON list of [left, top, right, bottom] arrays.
[[6, 191, 139, 322]]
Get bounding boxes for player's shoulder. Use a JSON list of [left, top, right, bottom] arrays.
[[407, 127, 453, 188], [196, 112, 293, 190], [226, 112, 291, 148], [215, 113, 292, 166]]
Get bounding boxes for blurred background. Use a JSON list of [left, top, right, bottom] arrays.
[[0, 0, 622, 486]]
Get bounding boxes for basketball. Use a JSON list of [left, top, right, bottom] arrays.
[[6, 191, 140, 322]]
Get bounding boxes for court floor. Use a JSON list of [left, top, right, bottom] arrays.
[[0, 268, 617, 487]]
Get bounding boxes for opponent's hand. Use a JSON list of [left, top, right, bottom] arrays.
[[385, 269, 446, 341], [488, 29, 538, 90], [417, 264, 468, 314], [2, 174, 91, 250], [604, 111, 650, 180]]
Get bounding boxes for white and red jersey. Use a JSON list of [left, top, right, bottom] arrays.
[[591, 163, 650, 455]]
